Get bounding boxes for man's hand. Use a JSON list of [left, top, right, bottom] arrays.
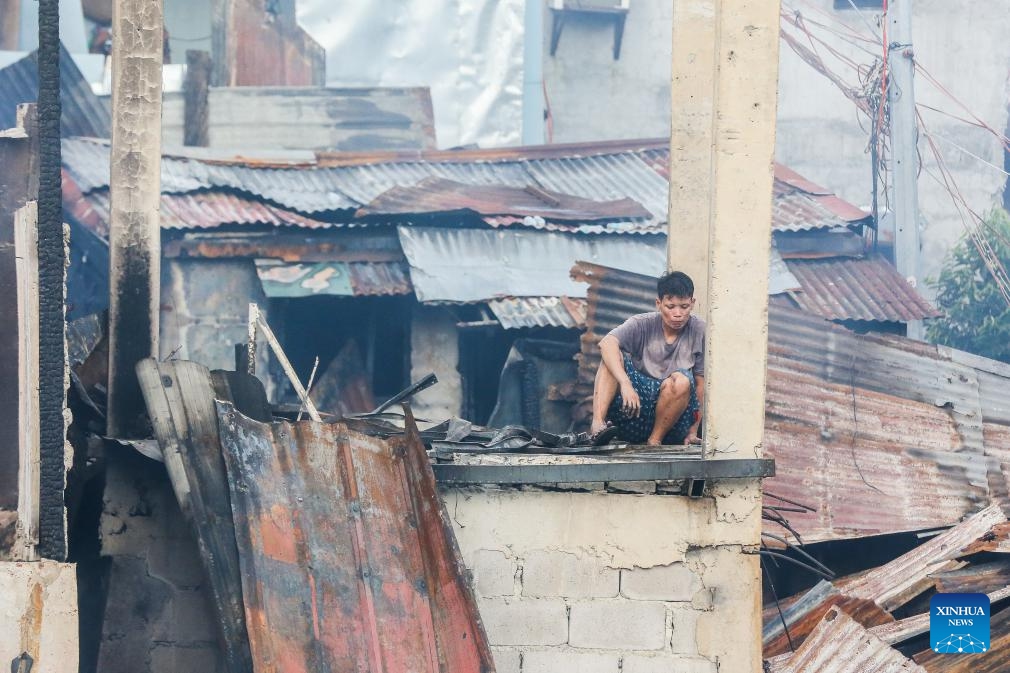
[[619, 381, 641, 417]]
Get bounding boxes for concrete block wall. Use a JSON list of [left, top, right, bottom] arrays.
[[96, 449, 224, 673], [160, 259, 269, 375], [446, 486, 762, 673]]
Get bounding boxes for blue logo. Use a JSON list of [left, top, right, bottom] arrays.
[[930, 593, 990, 654]]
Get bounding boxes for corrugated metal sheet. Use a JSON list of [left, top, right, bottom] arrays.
[[63, 137, 870, 236], [216, 403, 495, 673], [0, 44, 110, 138], [768, 608, 927, 673], [785, 256, 941, 322], [487, 296, 587, 329], [526, 153, 672, 222], [255, 260, 412, 297], [81, 190, 332, 236], [398, 227, 666, 303], [841, 504, 1006, 609], [357, 176, 653, 222], [763, 581, 895, 658]]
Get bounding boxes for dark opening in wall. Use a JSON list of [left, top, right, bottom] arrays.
[[458, 324, 578, 427], [268, 294, 412, 409]]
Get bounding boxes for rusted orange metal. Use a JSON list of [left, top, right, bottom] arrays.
[[216, 402, 494, 673]]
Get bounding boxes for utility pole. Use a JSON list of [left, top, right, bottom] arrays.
[[107, 0, 164, 437], [886, 0, 923, 339]]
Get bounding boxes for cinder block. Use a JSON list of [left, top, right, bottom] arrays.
[[669, 607, 699, 654], [478, 597, 569, 646], [523, 649, 619, 673], [522, 549, 619, 599], [150, 644, 223, 673], [569, 601, 666, 650], [150, 588, 217, 643], [470, 549, 517, 597], [621, 563, 701, 601], [623, 654, 717, 673], [490, 647, 521, 673]]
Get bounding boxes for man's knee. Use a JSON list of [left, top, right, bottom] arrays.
[[661, 372, 691, 397]]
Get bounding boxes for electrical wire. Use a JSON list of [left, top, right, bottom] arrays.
[[917, 109, 1010, 307]]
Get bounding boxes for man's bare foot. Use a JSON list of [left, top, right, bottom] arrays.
[[590, 419, 609, 436], [645, 435, 664, 446]]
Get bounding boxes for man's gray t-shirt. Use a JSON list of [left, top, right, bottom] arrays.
[[607, 313, 706, 380]]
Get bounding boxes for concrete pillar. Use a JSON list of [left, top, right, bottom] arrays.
[[668, 1, 782, 672], [107, 0, 164, 437]]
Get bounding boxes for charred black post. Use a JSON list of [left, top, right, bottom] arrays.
[[37, 0, 67, 560], [106, 0, 164, 438]]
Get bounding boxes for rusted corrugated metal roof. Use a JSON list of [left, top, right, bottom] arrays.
[[62, 137, 869, 236], [81, 189, 332, 237], [0, 45, 110, 138], [217, 403, 495, 673], [487, 296, 587, 329], [768, 608, 927, 673], [840, 504, 1006, 609], [785, 256, 941, 321], [357, 177, 652, 222]]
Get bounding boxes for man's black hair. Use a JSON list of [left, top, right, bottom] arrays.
[[657, 271, 694, 299]]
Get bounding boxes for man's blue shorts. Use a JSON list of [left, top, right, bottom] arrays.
[[607, 355, 699, 444]]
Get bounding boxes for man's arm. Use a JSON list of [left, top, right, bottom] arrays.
[[685, 374, 704, 444], [598, 334, 641, 417]]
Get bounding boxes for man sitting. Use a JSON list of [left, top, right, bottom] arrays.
[[590, 271, 705, 446]]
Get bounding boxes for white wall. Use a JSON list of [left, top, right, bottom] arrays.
[[542, 2, 673, 143]]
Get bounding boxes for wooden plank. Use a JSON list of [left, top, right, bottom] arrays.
[[14, 202, 39, 561], [136, 358, 253, 673], [183, 50, 211, 147]]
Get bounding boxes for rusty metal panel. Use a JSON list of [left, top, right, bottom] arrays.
[[486, 296, 587, 329], [221, 0, 325, 87], [525, 152, 672, 221], [357, 176, 653, 222], [217, 404, 494, 673], [785, 256, 941, 322], [763, 581, 894, 659], [768, 608, 926, 673], [83, 190, 332, 234], [841, 504, 1006, 609]]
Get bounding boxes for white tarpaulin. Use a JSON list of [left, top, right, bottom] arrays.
[[298, 0, 525, 149]]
